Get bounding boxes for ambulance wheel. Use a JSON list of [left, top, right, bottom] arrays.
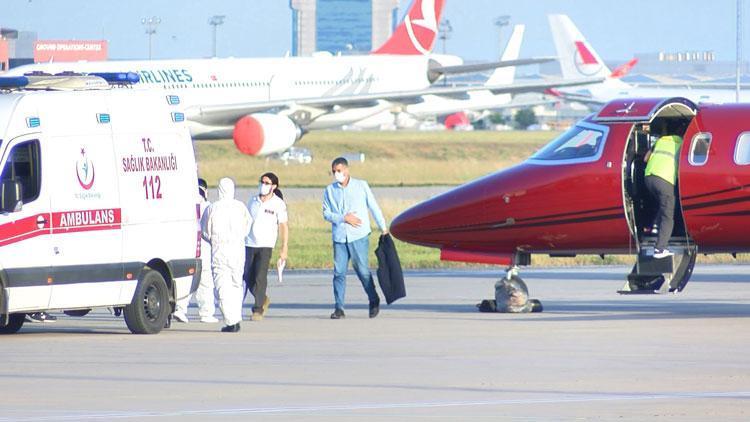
[[124, 269, 170, 334], [0, 313, 25, 334]]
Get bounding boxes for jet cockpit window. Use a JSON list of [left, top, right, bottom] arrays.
[[734, 132, 750, 165], [527, 122, 608, 165], [688, 132, 712, 166]]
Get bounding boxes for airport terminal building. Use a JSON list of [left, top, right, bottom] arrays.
[[1, 27, 107, 70], [290, 0, 399, 56]]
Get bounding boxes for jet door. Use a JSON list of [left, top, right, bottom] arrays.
[[595, 97, 697, 293], [594, 97, 697, 243]]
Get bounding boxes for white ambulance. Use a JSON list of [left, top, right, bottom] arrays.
[[0, 75, 201, 334]]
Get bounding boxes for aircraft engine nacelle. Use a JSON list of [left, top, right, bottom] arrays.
[[233, 113, 302, 156]]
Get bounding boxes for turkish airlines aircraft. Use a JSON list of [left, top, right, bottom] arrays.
[[6, 1, 596, 156], [353, 24, 549, 129], [548, 14, 750, 106]]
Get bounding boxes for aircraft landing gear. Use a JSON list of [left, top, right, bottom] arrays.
[[478, 266, 543, 313]]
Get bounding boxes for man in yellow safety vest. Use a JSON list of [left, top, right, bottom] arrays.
[[644, 121, 684, 259]]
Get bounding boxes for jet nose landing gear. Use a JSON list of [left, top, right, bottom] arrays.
[[477, 266, 543, 313]]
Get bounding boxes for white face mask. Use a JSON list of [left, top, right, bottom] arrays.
[[259, 183, 272, 196], [334, 171, 346, 184]]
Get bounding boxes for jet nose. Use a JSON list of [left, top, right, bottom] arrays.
[[390, 180, 490, 248]]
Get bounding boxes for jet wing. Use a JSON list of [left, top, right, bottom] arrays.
[[545, 90, 607, 106], [431, 57, 556, 76], [185, 77, 602, 127]]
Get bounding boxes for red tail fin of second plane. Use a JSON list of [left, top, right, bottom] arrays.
[[372, 0, 446, 55], [610, 58, 639, 78]]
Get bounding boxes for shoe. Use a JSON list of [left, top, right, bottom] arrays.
[[261, 296, 271, 315], [172, 311, 189, 323], [251, 312, 264, 321], [369, 301, 380, 319], [26, 312, 57, 323], [221, 323, 240, 332], [200, 316, 219, 323], [653, 248, 674, 259], [330, 309, 345, 319]]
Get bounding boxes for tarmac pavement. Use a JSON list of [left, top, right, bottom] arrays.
[[2, 265, 750, 420]]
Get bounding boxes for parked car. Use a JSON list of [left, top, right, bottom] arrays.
[[273, 147, 313, 165]]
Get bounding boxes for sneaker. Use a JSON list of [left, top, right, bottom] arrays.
[[172, 311, 189, 323], [653, 248, 674, 259], [330, 309, 345, 319], [261, 296, 271, 315], [369, 301, 380, 319], [26, 312, 57, 323], [251, 312, 264, 321], [221, 323, 241, 332], [199, 316, 219, 323]]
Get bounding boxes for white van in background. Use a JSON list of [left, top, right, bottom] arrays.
[[0, 78, 201, 334]]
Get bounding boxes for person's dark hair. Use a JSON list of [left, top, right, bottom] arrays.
[[331, 157, 348, 169], [198, 178, 208, 200], [261, 172, 283, 200], [667, 119, 688, 136]]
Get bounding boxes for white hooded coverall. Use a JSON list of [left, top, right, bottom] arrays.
[[201, 178, 252, 326], [176, 196, 216, 319]]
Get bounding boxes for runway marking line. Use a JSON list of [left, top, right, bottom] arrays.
[[4, 390, 750, 420]]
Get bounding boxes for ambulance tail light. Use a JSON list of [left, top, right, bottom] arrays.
[[232, 113, 302, 156]]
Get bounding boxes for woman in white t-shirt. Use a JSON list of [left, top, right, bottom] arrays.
[[243, 172, 289, 321]]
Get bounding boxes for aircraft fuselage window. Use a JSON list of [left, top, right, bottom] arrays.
[[529, 124, 607, 164], [1, 139, 41, 203], [734, 132, 750, 165], [688, 132, 712, 166]]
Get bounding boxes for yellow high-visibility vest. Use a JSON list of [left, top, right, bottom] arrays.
[[645, 135, 683, 185]]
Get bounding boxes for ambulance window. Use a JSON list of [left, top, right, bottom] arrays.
[[528, 123, 608, 164], [1, 140, 41, 203], [688, 132, 712, 166], [734, 132, 750, 165]]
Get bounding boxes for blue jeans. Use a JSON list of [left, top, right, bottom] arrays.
[[333, 236, 379, 310]]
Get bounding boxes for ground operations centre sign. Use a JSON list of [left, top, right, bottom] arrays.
[[34, 40, 108, 62]]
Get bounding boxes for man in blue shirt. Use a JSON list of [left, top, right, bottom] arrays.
[[323, 157, 388, 319]]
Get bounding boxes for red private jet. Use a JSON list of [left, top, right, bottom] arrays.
[[391, 97, 750, 305]]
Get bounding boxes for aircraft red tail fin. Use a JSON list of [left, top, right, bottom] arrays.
[[372, 0, 446, 55], [610, 58, 639, 78]]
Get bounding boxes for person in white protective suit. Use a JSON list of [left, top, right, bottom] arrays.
[[173, 178, 219, 323], [201, 177, 252, 332]]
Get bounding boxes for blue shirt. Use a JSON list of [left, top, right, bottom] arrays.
[[323, 177, 386, 243]]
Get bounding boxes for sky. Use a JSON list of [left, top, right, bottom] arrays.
[[1, 0, 745, 63]]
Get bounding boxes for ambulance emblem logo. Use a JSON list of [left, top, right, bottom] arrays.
[[76, 148, 95, 190]]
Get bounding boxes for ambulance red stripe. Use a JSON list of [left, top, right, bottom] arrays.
[[0, 208, 122, 246]]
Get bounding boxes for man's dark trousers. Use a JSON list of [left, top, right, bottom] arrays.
[[645, 175, 676, 250]]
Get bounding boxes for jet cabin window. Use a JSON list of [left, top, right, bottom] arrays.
[[1, 140, 41, 204], [734, 132, 750, 165], [528, 123, 608, 164], [688, 132, 712, 166]]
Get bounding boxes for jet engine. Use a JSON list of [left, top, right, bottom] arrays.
[[233, 113, 302, 156]]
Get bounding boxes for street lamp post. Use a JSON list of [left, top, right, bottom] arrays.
[[209, 15, 226, 58], [141, 16, 161, 60], [494, 15, 510, 59], [438, 19, 452, 55]]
